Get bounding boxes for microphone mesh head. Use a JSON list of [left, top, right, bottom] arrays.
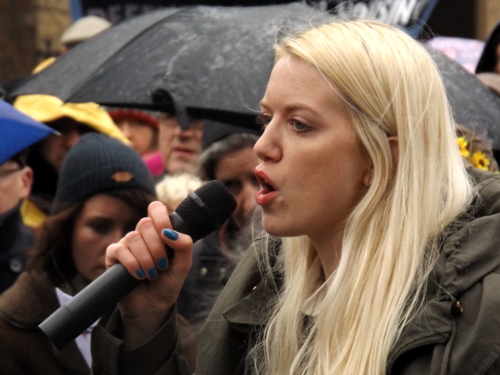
[[174, 180, 236, 241]]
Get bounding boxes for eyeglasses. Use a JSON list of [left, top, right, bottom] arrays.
[[0, 166, 22, 178]]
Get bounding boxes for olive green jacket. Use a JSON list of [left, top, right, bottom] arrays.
[[92, 168, 500, 375]]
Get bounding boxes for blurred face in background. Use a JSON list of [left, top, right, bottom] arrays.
[[0, 160, 32, 215], [40, 118, 94, 172], [157, 113, 203, 174], [71, 194, 142, 283], [215, 146, 260, 229], [115, 118, 157, 155]]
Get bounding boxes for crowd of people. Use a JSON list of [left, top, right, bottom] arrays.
[[2, 5, 500, 375]]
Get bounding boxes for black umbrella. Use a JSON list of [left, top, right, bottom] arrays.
[[424, 45, 500, 150], [11, 4, 324, 129]]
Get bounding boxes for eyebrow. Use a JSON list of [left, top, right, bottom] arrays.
[[260, 100, 322, 117]]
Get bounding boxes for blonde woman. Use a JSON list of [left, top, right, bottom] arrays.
[[91, 20, 500, 375]]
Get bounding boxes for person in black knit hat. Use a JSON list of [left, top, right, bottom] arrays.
[[0, 133, 159, 374]]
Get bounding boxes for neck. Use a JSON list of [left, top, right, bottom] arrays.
[[309, 223, 345, 278]]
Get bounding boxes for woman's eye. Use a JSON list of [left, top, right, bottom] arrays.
[[291, 120, 310, 132], [89, 220, 112, 235]]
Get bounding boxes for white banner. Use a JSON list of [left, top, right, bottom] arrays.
[[308, 0, 438, 31]]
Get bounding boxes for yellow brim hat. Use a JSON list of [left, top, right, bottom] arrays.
[[14, 94, 130, 145]]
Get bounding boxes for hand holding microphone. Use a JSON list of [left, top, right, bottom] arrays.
[[40, 180, 236, 349]]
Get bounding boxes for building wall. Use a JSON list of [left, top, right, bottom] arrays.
[[0, 0, 70, 83], [0, 0, 37, 82], [476, 0, 500, 41], [34, 0, 71, 60]]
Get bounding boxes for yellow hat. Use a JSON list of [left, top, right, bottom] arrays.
[[13, 94, 130, 145]]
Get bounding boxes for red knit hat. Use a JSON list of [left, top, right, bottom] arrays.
[[107, 108, 159, 129]]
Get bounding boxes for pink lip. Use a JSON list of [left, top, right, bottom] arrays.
[[254, 169, 279, 206]]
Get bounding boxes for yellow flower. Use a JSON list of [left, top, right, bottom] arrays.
[[457, 137, 470, 158], [470, 151, 490, 170]]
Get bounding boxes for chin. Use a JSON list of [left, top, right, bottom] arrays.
[[262, 218, 301, 238], [168, 161, 195, 174]]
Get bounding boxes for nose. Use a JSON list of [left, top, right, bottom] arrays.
[[65, 130, 81, 149], [120, 122, 133, 140], [254, 121, 281, 162], [174, 125, 196, 141], [174, 118, 203, 139]]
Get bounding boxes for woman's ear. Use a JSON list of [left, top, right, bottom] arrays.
[[363, 159, 374, 187], [388, 136, 399, 174], [363, 136, 399, 187]]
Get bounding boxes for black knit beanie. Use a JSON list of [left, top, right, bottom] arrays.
[[52, 133, 155, 213]]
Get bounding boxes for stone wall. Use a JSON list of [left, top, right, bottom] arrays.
[[0, 0, 70, 82], [0, 0, 37, 82], [476, 0, 500, 41]]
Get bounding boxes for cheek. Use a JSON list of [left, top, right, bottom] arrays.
[[40, 137, 61, 159], [71, 228, 107, 271], [138, 127, 154, 141]]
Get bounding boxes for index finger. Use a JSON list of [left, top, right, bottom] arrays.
[[148, 201, 172, 234]]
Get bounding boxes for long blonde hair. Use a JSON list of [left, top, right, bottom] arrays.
[[253, 20, 474, 375]]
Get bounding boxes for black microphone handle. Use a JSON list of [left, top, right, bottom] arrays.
[[40, 212, 190, 350]]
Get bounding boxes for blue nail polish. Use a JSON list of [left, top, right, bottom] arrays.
[[158, 257, 168, 270], [148, 267, 158, 279], [162, 228, 179, 240], [136, 269, 145, 279]]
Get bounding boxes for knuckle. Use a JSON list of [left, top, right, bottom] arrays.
[[106, 243, 120, 257], [114, 243, 131, 257], [137, 217, 153, 229], [124, 230, 141, 242]]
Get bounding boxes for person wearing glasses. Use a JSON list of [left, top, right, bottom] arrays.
[[0, 150, 34, 293]]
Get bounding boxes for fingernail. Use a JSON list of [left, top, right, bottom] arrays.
[[148, 267, 158, 280], [136, 269, 145, 279], [158, 257, 168, 270], [162, 228, 178, 240]]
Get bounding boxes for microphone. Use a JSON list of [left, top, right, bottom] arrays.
[[39, 180, 236, 349]]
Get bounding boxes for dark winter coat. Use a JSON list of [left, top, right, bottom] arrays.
[[0, 271, 89, 375], [178, 219, 248, 334], [92, 168, 500, 375], [0, 204, 35, 293]]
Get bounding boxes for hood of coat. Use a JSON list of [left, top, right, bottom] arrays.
[[219, 168, 500, 375], [476, 22, 500, 73]]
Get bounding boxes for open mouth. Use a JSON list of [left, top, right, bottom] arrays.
[[260, 178, 276, 194], [254, 171, 278, 206]]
